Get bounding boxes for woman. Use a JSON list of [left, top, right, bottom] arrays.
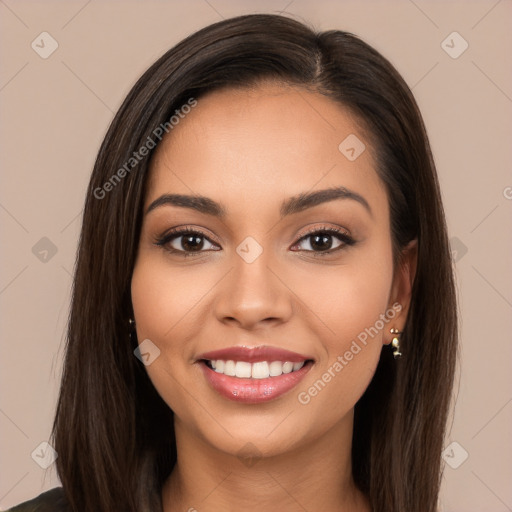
[[9, 12, 458, 512]]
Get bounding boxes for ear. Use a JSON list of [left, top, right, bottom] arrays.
[[384, 239, 418, 344]]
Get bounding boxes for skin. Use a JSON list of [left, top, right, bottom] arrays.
[[131, 82, 417, 512]]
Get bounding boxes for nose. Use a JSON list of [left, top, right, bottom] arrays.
[[213, 247, 294, 331]]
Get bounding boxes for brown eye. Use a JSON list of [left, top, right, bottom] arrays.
[[155, 228, 219, 255], [292, 228, 355, 254], [175, 233, 207, 252]]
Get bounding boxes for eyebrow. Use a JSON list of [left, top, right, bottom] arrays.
[[145, 186, 372, 219]]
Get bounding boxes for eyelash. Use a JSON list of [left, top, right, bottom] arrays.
[[154, 225, 356, 258]]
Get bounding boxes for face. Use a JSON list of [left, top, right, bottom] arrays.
[[131, 82, 414, 459]]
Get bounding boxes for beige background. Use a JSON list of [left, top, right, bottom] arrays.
[[1, 0, 511, 510]]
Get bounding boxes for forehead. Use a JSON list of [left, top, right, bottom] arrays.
[[146, 83, 387, 219]]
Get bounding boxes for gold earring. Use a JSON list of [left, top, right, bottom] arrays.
[[390, 328, 402, 359]]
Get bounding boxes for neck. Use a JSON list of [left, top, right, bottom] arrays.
[[161, 409, 371, 512]]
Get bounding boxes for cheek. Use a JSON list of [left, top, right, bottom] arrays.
[[131, 256, 211, 347], [336, 265, 392, 343], [130, 257, 197, 414], [298, 243, 394, 351], [131, 261, 174, 344], [130, 254, 223, 398], [294, 258, 393, 419], [292, 238, 394, 407]]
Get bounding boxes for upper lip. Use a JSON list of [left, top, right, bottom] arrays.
[[196, 345, 314, 363]]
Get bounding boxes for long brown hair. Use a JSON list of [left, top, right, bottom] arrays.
[[51, 13, 458, 512]]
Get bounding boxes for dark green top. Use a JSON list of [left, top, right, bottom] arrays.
[[7, 487, 70, 512]]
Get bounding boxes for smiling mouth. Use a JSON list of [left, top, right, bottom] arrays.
[[202, 359, 313, 379], [197, 356, 314, 403], [195, 345, 315, 403]]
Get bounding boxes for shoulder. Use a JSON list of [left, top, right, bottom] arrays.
[[6, 487, 70, 512]]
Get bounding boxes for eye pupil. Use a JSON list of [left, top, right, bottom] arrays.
[[311, 233, 333, 251]]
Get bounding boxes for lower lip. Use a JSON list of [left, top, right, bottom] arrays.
[[199, 361, 313, 404]]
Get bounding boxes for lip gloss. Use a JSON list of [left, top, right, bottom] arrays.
[[199, 360, 313, 404]]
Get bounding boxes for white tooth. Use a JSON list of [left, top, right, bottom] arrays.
[[224, 360, 236, 376], [211, 360, 302, 378], [282, 361, 293, 374], [251, 361, 270, 379], [268, 361, 284, 377], [235, 361, 252, 378]]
